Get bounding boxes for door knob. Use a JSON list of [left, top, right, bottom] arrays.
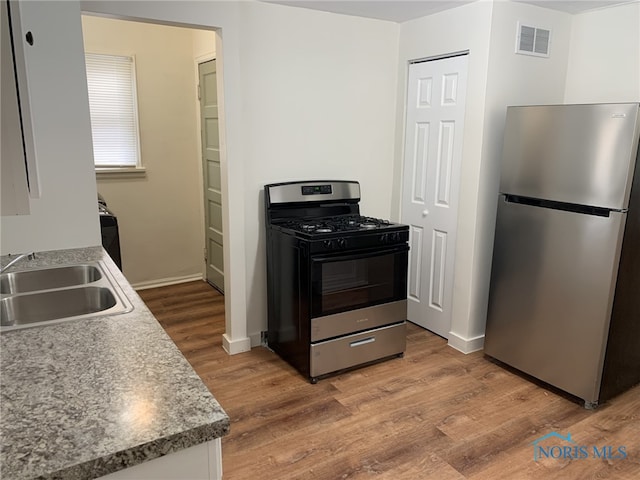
[[422, 209, 429, 216]]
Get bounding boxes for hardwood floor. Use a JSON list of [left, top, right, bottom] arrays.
[[138, 281, 640, 479]]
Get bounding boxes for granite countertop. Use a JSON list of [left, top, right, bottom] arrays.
[[0, 247, 230, 479]]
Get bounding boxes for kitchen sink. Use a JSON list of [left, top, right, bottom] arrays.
[[1, 287, 117, 326], [0, 265, 102, 294], [0, 261, 133, 331]]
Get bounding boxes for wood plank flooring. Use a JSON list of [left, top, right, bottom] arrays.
[[138, 281, 640, 479]]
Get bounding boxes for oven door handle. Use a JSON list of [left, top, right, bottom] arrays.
[[311, 244, 409, 263]]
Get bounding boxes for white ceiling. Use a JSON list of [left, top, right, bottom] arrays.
[[263, 0, 638, 23], [514, 0, 636, 14]]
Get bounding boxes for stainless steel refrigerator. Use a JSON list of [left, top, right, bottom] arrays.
[[485, 103, 640, 408]]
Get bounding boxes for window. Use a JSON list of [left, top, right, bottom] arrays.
[[85, 53, 142, 171]]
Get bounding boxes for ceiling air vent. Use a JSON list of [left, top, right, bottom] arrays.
[[516, 22, 551, 57]]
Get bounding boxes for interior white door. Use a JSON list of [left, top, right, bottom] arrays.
[[401, 54, 468, 338], [199, 59, 224, 293]]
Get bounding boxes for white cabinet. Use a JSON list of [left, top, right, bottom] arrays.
[[1, 0, 40, 216], [98, 438, 223, 480]]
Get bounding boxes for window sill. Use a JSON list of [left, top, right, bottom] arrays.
[[96, 167, 147, 179]]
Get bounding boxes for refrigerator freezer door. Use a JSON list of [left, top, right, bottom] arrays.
[[484, 198, 626, 403], [500, 103, 640, 210]]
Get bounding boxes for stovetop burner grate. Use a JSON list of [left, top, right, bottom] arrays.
[[279, 214, 394, 234]]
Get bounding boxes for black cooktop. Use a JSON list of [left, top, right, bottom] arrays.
[[273, 214, 408, 238]]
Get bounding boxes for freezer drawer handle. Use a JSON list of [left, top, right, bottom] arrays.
[[350, 337, 376, 348]]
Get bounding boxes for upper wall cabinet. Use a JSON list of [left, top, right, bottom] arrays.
[[1, 0, 40, 216]]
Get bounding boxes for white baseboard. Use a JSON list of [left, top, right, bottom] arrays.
[[132, 274, 204, 291], [222, 333, 251, 355], [237, 330, 266, 349], [249, 332, 263, 348], [447, 331, 485, 354]]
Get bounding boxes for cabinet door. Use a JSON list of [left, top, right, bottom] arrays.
[[1, 0, 29, 215], [98, 438, 223, 480]]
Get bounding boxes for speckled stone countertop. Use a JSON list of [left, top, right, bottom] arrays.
[[0, 247, 230, 479]]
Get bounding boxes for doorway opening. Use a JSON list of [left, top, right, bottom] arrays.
[[80, 15, 226, 299]]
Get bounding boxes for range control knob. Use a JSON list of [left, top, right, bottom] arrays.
[[380, 233, 388, 243], [322, 239, 334, 250], [390, 232, 400, 242], [337, 238, 347, 249]]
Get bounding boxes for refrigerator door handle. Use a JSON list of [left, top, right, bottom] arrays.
[[502, 194, 626, 217]]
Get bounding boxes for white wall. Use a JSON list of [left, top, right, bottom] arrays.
[[420, 0, 637, 352], [82, 16, 215, 287], [564, 1, 640, 103], [192, 28, 216, 59], [394, 1, 494, 352], [238, 2, 398, 217], [1, 1, 99, 254], [394, 0, 574, 352], [471, 1, 572, 346], [82, 0, 400, 350], [238, 1, 400, 343]]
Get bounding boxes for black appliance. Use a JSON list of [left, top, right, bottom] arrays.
[[98, 194, 122, 271], [264, 180, 409, 383]]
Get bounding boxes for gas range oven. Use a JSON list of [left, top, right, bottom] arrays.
[[264, 180, 409, 383]]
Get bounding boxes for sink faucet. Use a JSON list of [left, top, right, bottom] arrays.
[[0, 252, 36, 274]]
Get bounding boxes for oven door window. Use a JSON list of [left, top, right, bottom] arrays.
[[311, 246, 408, 317]]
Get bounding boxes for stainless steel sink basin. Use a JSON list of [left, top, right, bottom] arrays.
[[1, 287, 117, 327], [0, 265, 102, 294], [0, 260, 133, 331]]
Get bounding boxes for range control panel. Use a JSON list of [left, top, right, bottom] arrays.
[[301, 185, 332, 195]]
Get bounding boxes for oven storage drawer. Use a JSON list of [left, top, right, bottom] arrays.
[[311, 300, 407, 342], [310, 322, 406, 377]]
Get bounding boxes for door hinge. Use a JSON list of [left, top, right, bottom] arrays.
[[197, 84, 201, 100]]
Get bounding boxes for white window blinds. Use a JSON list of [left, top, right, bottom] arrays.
[[85, 53, 140, 168]]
